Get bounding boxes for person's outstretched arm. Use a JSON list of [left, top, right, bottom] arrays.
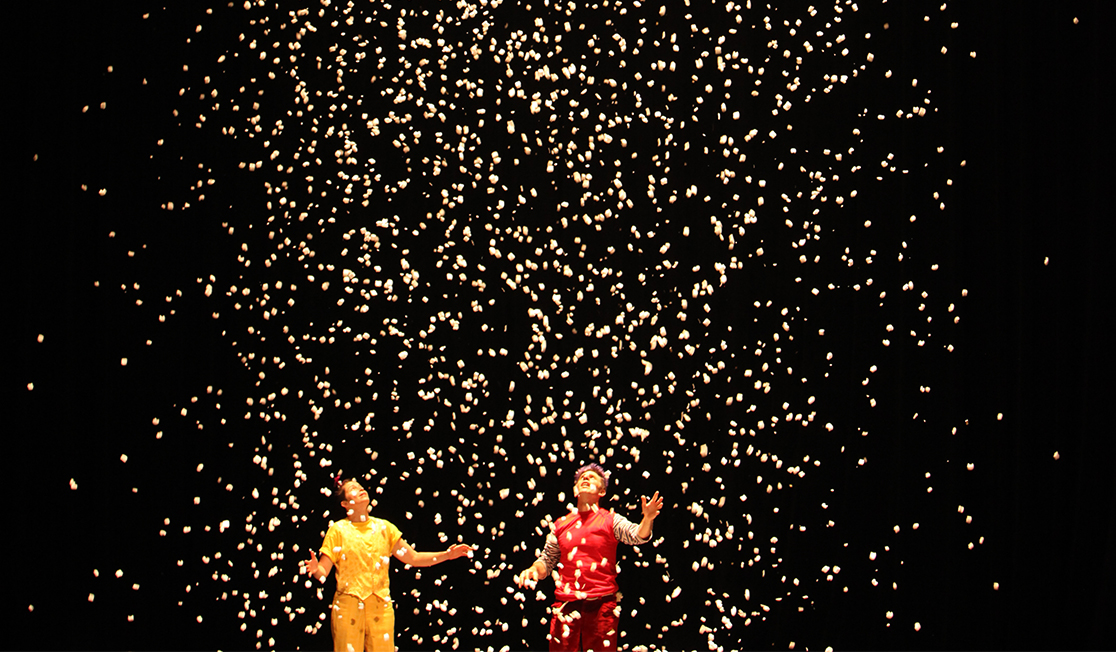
[[637, 491, 663, 541], [393, 539, 473, 567], [304, 550, 334, 580], [515, 521, 559, 588]]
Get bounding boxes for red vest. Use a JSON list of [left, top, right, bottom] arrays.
[[553, 508, 619, 601]]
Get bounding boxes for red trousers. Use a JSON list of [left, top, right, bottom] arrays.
[[548, 596, 619, 651]]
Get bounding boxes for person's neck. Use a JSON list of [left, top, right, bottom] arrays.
[[577, 497, 599, 513], [346, 509, 371, 523]]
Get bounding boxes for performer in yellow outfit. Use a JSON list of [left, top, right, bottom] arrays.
[[304, 476, 473, 652]]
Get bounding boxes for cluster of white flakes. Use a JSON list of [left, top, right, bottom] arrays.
[[72, 0, 1006, 648]]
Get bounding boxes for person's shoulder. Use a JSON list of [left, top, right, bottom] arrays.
[[554, 511, 579, 528], [372, 516, 400, 532]]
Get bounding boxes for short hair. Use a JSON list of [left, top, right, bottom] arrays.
[[574, 463, 609, 492], [333, 474, 359, 501]]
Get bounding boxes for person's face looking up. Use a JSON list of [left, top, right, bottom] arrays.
[[575, 470, 605, 498], [342, 480, 370, 512]]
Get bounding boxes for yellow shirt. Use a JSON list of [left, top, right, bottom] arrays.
[[320, 516, 402, 601]]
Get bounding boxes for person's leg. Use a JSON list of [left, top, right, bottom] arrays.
[[548, 600, 582, 651], [330, 593, 366, 652], [364, 596, 395, 652], [579, 597, 619, 651]]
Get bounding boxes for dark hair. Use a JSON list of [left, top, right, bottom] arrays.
[[333, 473, 359, 501], [574, 463, 609, 492]]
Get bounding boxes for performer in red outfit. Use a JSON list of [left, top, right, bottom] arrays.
[[516, 463, 664, 651]]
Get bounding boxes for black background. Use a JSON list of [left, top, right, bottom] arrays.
[[10, 0, 1113, 650]]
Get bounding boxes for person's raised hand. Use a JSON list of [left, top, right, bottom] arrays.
[[641, 491, 664, 521], [446, 543, 474, 560], [304, 550, 320, 577], [515, 567, 539, 588]]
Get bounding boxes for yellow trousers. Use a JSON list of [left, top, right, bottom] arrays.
[[330, 592, 395, 652]]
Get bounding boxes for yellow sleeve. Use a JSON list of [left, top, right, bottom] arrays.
[[320, 521, 343, 564], [384, 519, 402, 552]]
